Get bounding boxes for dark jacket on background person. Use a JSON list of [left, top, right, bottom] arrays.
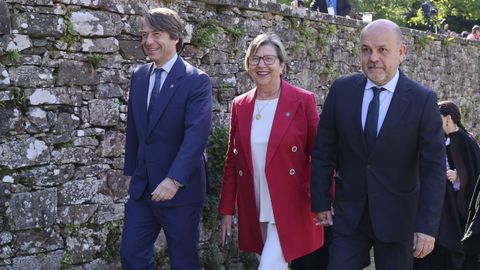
[[310, 0, 351, 16]]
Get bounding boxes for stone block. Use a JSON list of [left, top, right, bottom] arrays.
[[50, 147, 94, 165], [71, 10, 123, 37], [13, 227, 63, 255], [12, 66, 55, 88], [13, 12, 64, 38], [58, 204, 98, 225], [88, 99, 120, 126], [0, 0, 10, 34], [7, 189, 57, 230], [0, 34, 32, 52], [104, 169, 129, 201], [58, 178, 101, 205], [17, 164, 75, 187], [0, 104, 21, 136], [98, 131, 125, 157], [25, 107, 52, 132], [118, 39, 144, 60], [95, 83, 123, 98], [11, 250, 64, 270], [0, 137, 50, 169], [81, 37, 119, 53], [0, 232, 12, 245], [92, 204, 124, 224], [65, 227, 107, 264], [56, 61, 99, 86], [51, 112, 80, 133], [26, 87, 82, 106], [0, 64, 10, 86]]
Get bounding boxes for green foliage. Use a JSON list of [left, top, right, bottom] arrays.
[[13, 87, 25, 109], [353, 0, 480, 33], [200, 243, 225, 270], [203, 126, 229, 230], [442, 36, 455, 46], [323, 62, 337, 78], [61, 11, 81, 47], [415, 34, 436, 48], [87, 53, 105, 73], [239, 252, 259, 270], [291, 41, 306, 52], [5, 50, 22, 63], [192, 19, 224, 48], [225, 26, 245, 41], [61, 252, 73, 269]]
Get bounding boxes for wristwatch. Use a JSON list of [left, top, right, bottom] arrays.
[[172, 179, 184, 188]]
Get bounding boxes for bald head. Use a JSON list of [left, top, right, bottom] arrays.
[[361, 19, 403, 45], [359, 19, 407, 86]]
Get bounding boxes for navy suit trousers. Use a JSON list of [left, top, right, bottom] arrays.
[[120, 192, 203, 270]]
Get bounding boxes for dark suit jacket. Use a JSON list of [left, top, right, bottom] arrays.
[[310, 0, 351, 16], [311, 71, 446, 242], [124, 56, 212, 207]]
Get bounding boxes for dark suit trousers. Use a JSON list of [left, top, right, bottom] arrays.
[[120, 191, 203, 270], [328, 205, 413, 270]]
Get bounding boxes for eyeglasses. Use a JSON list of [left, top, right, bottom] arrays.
[[248, 55, 278, 65]]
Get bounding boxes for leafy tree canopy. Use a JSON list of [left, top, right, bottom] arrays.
[[278, 0, 480, 33]]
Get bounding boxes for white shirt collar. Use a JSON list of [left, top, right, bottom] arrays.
[[149, 53, 178, 75], [365, 69, 400, 93]]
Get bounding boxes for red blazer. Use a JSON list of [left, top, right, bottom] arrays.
[[219, 80, 323, 261]]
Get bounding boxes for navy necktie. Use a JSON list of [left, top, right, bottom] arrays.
[[364, 87, 385, 153], [147, 68, 163, 123]]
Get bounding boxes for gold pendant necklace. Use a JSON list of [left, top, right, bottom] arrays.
[[255, 100, 272, 120], [255, 84, 281, 120]]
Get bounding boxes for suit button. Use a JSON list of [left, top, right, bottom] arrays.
[[238, 170, 243, 176], [233, 148, 238, 155], [367, 165, 371, 169], [289, 169, 295, 175], [291, 146, 298, 152]]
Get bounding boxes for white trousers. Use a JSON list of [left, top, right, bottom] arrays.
[[258, 222, 288, 270]]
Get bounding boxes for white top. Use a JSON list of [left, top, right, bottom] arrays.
[[147, 53, 178, 109], [251, 98, 279, 223], [361, 70, 399, 135]]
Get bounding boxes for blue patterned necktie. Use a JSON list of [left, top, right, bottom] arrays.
[[364, 87, 385, 153], [147, 68, 163, 123]]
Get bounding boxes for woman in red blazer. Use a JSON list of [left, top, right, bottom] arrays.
[[218, 33, 324, 269]]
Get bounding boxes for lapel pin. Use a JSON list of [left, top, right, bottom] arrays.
[[286, 112, 291, 117], [170, 84, 174, 88]]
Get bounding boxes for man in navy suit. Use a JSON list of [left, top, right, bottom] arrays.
[[120, 7, 212, 270], [311, 19, 446, 269], [310, 0, 351, 16]]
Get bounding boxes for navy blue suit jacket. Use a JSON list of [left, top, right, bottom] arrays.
[[311, 71, 446, 242], [124, 56, 212, 207]]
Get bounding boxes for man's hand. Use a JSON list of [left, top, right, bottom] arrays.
[[314, 211, 333, 226], [151, 177, 179, 202], [220, 215, 233, 246], [446, 169, 457, 183], [413, 232, 435, 258]]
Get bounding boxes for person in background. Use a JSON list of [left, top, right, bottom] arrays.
[[466, 25, 480, 41], [438, 101, 480, 270], [311, 19, 446, 270], [219, 33, 324, 270], [310, 0, 351, 16], [291, 0, 306, 9], [461, 31, 470, 38], [121, 7, 212, 270]]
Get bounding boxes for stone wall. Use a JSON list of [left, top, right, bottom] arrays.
[[0, 0, 478, 269]]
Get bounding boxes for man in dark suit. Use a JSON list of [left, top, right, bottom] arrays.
[[311, 19, 446, 269], [310, 0, 351, 16], [120, 7, 212, 270]]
